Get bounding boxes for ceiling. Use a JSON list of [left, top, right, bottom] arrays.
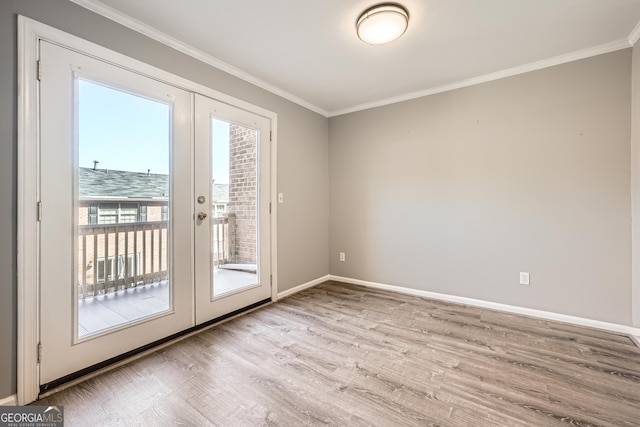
[[71, 0, 640, 117]]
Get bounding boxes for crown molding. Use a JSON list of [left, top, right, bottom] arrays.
[[68, 0, 329, 117], [629, 19, 640, 46], [329, 38, 632, 117], [68, 0, 638, 119]]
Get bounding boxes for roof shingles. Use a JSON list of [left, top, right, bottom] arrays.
[[79, 167, 168, 199], [79, 167, 229, 202]]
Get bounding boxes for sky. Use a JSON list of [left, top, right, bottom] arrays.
[[79, 79, 229, 183]]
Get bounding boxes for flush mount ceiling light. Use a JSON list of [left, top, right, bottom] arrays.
[[356, 3, 409, 45]]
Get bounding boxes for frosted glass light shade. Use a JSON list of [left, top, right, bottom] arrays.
[[357, 4, 409, 45]]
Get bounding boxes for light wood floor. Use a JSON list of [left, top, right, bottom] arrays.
[[38, 281, 640, 426]]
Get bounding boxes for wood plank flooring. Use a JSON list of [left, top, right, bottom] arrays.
[[37, 281, 640, 426]]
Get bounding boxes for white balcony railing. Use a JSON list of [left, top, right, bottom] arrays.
[[77, 214, 235, 299]]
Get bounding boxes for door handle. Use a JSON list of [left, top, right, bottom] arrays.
[[197, 212, 208, 220]]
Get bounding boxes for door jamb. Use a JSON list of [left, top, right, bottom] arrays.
[[17, 15, 42, 406], [17, 16, 278, 404]]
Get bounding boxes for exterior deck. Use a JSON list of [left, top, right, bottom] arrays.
[[76, 211, 258, 337], [78, 268, 257, 337]]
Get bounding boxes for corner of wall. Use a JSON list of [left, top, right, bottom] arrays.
[[631, 41, 640, 327]]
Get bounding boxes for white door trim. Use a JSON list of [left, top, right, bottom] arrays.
[[17, 16, 278, 404], [17, 14, 42, 407]]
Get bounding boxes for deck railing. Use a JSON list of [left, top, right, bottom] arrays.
[[213, 213, 235, 267], [77, 221, 168, 298], [77, 214, 236, 299]]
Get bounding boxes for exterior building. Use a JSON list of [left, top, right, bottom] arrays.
[[76, 167, 237, 294], [212, 180, 229, 218], [75, 120, 258, 292], [78, 167, 230, 225], [78, 167, 169, 226], [228, 124, 258, 265], [77, 168, 170, 293]]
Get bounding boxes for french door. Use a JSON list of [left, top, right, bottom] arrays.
[[194, 95, 271, 323], [38, 41, 271, 387]]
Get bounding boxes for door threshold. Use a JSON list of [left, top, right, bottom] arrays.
[[38, 298, 272, 399]]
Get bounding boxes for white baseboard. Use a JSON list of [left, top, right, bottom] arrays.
[[0, 395, 17, 406], [277, 275, 329, 300], [329, 275, 640, 339]]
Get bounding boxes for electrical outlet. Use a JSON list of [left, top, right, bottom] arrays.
[[519, 272, 530, 285], [339, 252, 346, 262]]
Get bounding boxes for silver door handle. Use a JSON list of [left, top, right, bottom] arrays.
[[197, 212, 208, 220]]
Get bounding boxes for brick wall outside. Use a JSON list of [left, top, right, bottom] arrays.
[[228, 124, 257, 265]]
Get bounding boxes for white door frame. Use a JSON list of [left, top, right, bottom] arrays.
[[17, 16, 278, 405]]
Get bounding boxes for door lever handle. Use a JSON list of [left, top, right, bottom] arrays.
[[197, 212, 208, 220]]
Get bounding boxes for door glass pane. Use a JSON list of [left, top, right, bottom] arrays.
[[211, 119, 259, 297], [76, 78, 171, 338]]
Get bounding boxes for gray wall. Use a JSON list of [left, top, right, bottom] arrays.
[[632, 43, 640, 328], [0, 0, 329, 398], [329, 50, 632, 326]]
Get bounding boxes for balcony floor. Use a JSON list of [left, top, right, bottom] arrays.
[[213, 267, 257, 296], [78, 268, 257, 337]]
